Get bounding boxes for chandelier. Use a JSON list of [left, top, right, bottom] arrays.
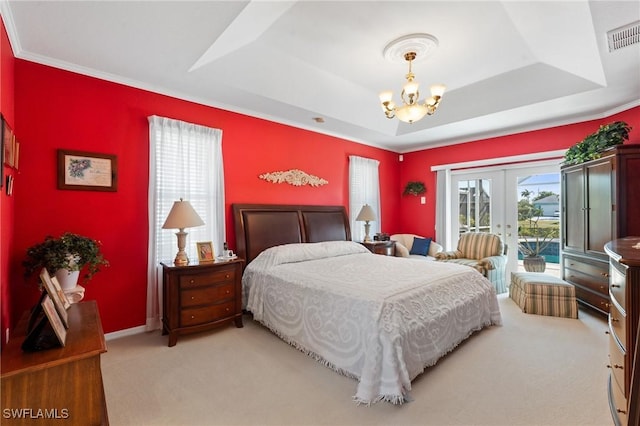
[[379, 34, 446, 124]]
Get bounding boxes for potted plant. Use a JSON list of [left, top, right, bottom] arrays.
[[403, 181, 426, 196], [563, 121, 632, 165], [23, 232, 109, 289], [518, 190, 559, 272]]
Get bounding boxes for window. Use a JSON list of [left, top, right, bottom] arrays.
[[349, 156, 380, 241], [145, 116, 224, 330]]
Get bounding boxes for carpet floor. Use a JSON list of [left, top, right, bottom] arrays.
[[102, 294, 613, 426]]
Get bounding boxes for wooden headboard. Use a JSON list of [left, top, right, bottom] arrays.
[[233, 204, 352, 263]]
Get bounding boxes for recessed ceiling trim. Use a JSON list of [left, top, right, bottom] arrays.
[[382, 33, 439, 63]]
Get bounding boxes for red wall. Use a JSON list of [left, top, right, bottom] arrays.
[[398, 107, 640, 239], [9, 60, 400, 333], [1, 18, 16, 346], [3, 42, 639, 336]]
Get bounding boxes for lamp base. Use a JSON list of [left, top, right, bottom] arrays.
[[363, 222, 372, 243], [173, 230, 190, 266]]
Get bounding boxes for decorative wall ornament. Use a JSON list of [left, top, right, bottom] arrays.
[[259, 169, 328, 187]]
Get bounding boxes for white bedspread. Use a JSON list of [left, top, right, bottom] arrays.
[[243, 241, 502, 405]]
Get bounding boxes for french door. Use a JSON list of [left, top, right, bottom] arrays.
[[450, 162, 560, 278]]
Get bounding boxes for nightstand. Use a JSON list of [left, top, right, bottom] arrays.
[[360, 240, 396, 256], [161, 258, 244, 347]]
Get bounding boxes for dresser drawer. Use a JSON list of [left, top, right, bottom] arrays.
[[609, 374, 628, 424], [609, 260, 626, 311], [181, 283, 235, 308], [609, 304, 627, 351], [179, 268, 236, 289], [563, 258, 609, 295], [574, 286, 609, 313], [180, 301, 236, 327], [608, 330, 626, 394]]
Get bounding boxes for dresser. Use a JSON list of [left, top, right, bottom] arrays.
[[605, 237, 640, 426], [561, 145, 640, 315], [161, 259, 244, 347], [1, 301, 108, 425], [360, 240, 396, 256]]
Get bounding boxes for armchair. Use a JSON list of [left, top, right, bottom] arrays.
[[434, 232, 508, 294], [390, 234, 443, 260]]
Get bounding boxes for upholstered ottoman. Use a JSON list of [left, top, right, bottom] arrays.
[[509, 272, 578, 319]]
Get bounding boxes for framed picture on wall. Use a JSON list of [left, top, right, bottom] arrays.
[[57, 149, 118, 191]]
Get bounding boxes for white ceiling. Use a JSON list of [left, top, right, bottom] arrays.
[[2, 1, 639, 153]]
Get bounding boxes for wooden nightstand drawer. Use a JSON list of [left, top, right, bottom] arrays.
[[179, 268, 236, 289], [181, 301, 236, 327], [181, 283, 235, 308], [609, 375, 628, 425]]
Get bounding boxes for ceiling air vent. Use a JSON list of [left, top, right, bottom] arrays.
[[607, 21, 640, 52]]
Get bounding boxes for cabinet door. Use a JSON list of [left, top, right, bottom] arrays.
[[586, 160, 612, 255], [563, 167, 585, 252]]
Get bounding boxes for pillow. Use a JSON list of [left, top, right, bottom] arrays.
[[410, 237, 432, 256]]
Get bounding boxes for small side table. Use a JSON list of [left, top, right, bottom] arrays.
[[361, 240, 396, 256], [161, 258, 244, 347]]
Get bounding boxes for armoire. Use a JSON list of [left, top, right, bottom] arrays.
[[560, 144, 640, 315]]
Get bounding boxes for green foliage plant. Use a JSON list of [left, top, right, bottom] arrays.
[[403, 181, 426, 196], [23, 232, 109, 284], [564, 121, 631, 165]]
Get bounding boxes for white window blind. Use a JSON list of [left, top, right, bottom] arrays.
[[349, 156, 380, 242], [145, 115, 225, 331]]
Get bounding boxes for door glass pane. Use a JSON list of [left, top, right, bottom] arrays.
[[458, 179, 491, 234], [517, 173, 560, 265]]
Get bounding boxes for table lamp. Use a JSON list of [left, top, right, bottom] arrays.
[[356, 204, 377, 243], [162, 198, 205, 265]]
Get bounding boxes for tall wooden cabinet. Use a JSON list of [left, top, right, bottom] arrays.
[[561, 145, 640, 314]]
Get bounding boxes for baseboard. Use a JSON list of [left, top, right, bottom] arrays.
[[105, 325, 147, 341]]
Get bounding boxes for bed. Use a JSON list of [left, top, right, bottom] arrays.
[[233, 204, 502, 405]]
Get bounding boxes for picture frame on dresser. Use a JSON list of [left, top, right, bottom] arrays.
[[39, 268, 70, 327], [196, 241, 214, 262]]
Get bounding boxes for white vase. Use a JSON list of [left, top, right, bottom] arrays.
[[55, 269, 80, 290]]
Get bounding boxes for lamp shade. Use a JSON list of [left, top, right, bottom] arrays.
[[356, 204, 376, 222], [162, 198, 205, 230]]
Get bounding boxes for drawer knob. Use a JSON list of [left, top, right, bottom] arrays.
[[191, 296, 195, 300], [600, 285, 605, 290], [617, 409, 627, 414], [611, 284, 620, 288], [191, 315, 195, 319], [611, 317, 619, 323], [225, 307, 230, 312], [600, 272, 610, 278], [606, 364, 624, 369], [190, 279, 195, 284], [226, 290, 230, 294], [600, 302, 610, 308], [225, 274, 230, 279]]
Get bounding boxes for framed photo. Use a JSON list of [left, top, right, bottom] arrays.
[[50, 275, 71, 310], [39, 268, 69, 328], [57, 149, 118, 191], [2, 115, 14, 168], [41, 295, 67, 347], [197, 241, 214, 262]]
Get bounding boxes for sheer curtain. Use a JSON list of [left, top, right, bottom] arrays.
[[434, 169, 450, 249], [349, 156, 380, 241], [146, 116, 225, 331]]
